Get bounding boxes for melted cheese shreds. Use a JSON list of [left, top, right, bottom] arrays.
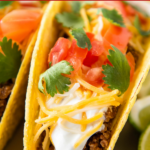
[[57, 111, 103, 125], [83, 90, 92, 99], [36, 95, 118, 124], [37, 93, 52, 115], [74, 120, 104, 148], [34, 121, 54, 144], [80, 8, 91, 32], [81, 112, 87, 132], [76, 76, 108, 94], [54, 97, 62, 104]]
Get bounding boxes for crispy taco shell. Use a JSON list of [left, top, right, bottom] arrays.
[[24, 1, 150, 150], [0, 16, 39, 150]]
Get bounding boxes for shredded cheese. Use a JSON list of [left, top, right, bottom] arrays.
[[54, 97, 62, 104], [76, 76, 108, 94], [34, 121, 54, 144], [81, 112, 87, 132], [80, 8, 91, 32], [74, 120, 104, 148]]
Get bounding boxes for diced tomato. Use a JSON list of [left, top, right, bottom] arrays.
[[67, 39, 88, 61], [83, 40, 105, 67], [126, 52, 135, 81], [48, 38, 71, 65], [86, 32, 95, 40], [83, 52, 99, 67], [104, 25, 132, 53], [65, 57, 82, 76], [84, 67, 104, 86], [81, 65, 90, 74], [0, 9, 42, 42], [19, 1, 41, 7], [65, 39, 89, 75]]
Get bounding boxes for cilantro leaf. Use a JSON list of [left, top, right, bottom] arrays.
[[69, 1, 81, 13], [38, 60, 74, 97], [69, 1, 95, 13], [0, 37, 21, 84], [102, 45, 130, 95], [123, 1, 149, 17], [0, 1, 13, 9], [101, 8, 125, 27], [40, 1, 47, 4], [82, 1, 95, 6], [56, 12, 84, 28], [70, 28, 92, 51], [134, 15, 150, 36]]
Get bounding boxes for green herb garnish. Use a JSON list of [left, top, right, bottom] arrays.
[[102, 45, 130, 95], [38, 60, 74, 97], [69, 1, 95, 13], [0, 37, 21, 83], [100, 8, 125, 27], [56, 12, 84, 28], [134, 15, 150, 36], [70, 28, 92, 50], [0, 1, 13, 9]]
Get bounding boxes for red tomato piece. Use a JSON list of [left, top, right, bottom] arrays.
[[85, 67, 104, 86], [86, 32, 95, 40], [126, 52, 135, 81], [65, 39, 89, 75], [48, 38, 71, 65], [104, 25, 132, 53], [83, 40, 105, 67], [1, 9, 42, 42], [67, 39, 88, 61], [65, 57, 82, 76], [81, 65, 90, 74]]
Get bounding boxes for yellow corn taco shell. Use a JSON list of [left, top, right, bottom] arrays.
[[0, 31, 38, 150], [0, 4, 49, 149], [24, 1, 150, 150]]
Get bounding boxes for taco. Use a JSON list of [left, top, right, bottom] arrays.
[[0, 1, 46, 149], [24, 1, 150, 150]]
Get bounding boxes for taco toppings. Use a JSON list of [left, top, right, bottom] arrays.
[[0, 1, 43, 120], [33, 1, 150, 150]]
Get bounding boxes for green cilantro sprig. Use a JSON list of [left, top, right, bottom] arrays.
[[70, 1, 95, 13], [134, 16, 150, 36], [56, 12, 84, 28], [70, 28, 92, 50], [99, 8, 125, 27], [55, 1, 95, 29], [102, 45, 130, 95], [0, 37, 21, 84], [38, 60, 74, 97], [40, 1, 47, 4], [0, 1, 13, 9]]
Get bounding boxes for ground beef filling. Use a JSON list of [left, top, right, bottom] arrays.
[[0, 80, 14, 120], [83, 106, 118, 150], [37, 106, 118, 150]]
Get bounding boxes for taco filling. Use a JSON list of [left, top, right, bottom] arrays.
[[33, 1, 150, 150], [0, 1, 44, 120]]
